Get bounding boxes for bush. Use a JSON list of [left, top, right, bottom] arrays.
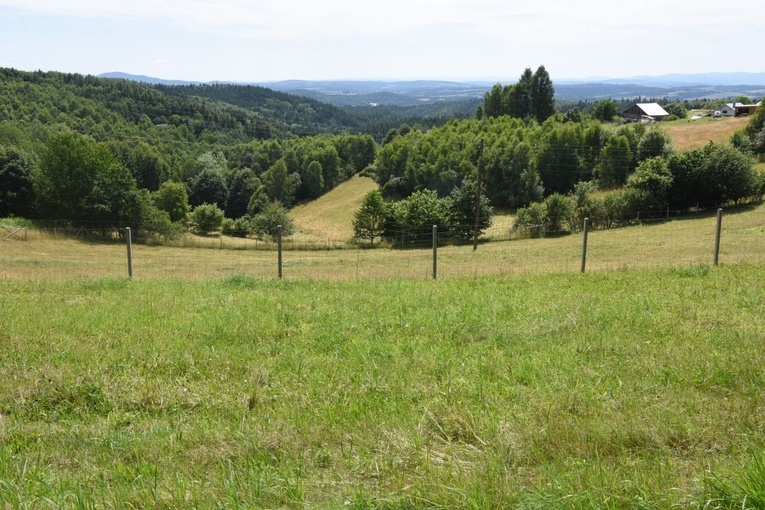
[[221, 215, 254, 238], [384, 190, 453, 245], [251, 201, 294, 239], [191, 203, 224, 234], [139, 201, 182, 240], [569, 181, 604, 231], [512, 202, 546, 238], [626, 157, 674, 212], [447, 178, 493, 241], [543, 193, 573, 232]]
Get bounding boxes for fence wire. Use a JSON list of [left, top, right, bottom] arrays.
[[2, 207, 764, 282]]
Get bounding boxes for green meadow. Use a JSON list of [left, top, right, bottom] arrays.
[[1, 264, 765, 508]]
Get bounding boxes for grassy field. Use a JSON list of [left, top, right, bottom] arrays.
[[290, 174, 379, 243], [1, 263, 765, 508], [2, 202, 763, 281], [1, 203, 764, 507], [2, 116, 764, 508], [660, 115, 748, 152]]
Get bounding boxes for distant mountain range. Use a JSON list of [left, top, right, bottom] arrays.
[[99, 72, 765, 106]]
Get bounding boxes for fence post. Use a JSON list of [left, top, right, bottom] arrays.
[[277, 224, 283, 279], [581, 218, 589, 274], [125, 227, 133, 279], [713, 208, 723, 266], [432, 225, 438, 280]]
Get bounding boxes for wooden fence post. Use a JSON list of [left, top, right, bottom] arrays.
[[125, 227, 133, 279], [581, 218, 589, 273], [277, 224, 283, 279], [713, 208, 723, 266], [432, 225, 438, 280]]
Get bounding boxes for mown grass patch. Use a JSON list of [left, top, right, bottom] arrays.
[[660, 116, 748, 152], [1, 266, 764, 507]]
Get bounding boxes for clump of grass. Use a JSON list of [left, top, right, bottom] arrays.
[[13, 378, 113, 420], [671, 264, 711, 278], [703, 454, 765, 509], [221, 274, 260, 288]]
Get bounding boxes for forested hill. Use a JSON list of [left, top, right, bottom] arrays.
[[0, 68, 376, 144], [155, 83, 363, 133], [153, 82, 473, 140]]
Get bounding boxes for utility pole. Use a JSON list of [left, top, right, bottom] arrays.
[[473, 138, 485, 251]]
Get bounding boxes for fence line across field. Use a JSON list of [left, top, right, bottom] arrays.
[[1, 207, 755, 282]]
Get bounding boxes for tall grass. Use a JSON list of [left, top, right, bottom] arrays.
[[1, 266, 764, 507]]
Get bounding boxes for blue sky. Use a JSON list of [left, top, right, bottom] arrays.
[[0, 0, 762, 83]]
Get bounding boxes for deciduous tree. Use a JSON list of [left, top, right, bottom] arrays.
[[0, 146, 35, 217], [152, 181, 190, 223]]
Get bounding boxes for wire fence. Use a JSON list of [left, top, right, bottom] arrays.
[[2, 205, 764, 282]]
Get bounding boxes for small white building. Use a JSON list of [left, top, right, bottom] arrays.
[[720, 103, 736, 116], [721, 102, 761, 117]]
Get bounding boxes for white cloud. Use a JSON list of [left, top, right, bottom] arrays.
[[1, 0, 761, 41], [1, 0, 762, 80]]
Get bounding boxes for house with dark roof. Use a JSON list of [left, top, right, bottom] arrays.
[[623, 103, 670, 122]]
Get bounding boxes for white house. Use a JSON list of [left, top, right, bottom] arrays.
[[721, 102, 761, 117]]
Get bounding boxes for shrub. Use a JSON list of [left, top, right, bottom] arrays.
[[569, 181, 604, 231], [191, 203, 224, 234], [152, 181, 190, 223], [543, 193, 573, 232], [512, 202, 546, 238], [384, 190, 453, 245], [251, 201, 294, 239], [221, 215, 254, 238], [139, 202, 182, 240]]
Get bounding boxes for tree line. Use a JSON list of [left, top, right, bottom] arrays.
[[0, 122, 376, 239], [363, 79, 765, 243], [2, 66, 765, 247]]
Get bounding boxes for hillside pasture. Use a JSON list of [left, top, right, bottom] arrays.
[[660, 115, 748, 152], [1, 263, 764, 508], [1, 203, 763, 281], [290, 174, 379, 243]]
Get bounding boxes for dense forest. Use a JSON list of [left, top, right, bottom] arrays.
[[1, 66, 764, 243], [0, 68, 387, 237]]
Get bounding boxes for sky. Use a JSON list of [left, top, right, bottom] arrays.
[[0, 0, 762, 83]]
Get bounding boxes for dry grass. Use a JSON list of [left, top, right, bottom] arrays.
[[661, 115, 749, 152], [2, 203, 763, 281], [289, 174, 378, 242]]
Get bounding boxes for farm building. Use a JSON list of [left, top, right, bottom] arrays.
[[623, 103, 670, 122], [720, 102, 761, 117]]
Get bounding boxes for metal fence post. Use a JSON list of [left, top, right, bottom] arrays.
[[125, 227, 133, 279], [713, 208, 723, 266], [581, 218, 589, 273], [432, 225, 438, 280]]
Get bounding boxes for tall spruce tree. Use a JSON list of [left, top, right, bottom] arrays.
[[530, 65, 555, 123], [480, 66, 555, 122]]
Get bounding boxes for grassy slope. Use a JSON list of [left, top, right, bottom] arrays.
[[1, 266, 764, 508], [660, 115, 748, 152], [290, 174, 379, 241]]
